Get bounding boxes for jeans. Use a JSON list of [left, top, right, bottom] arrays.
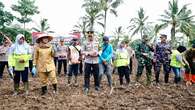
[[68, 64, 79, 77], [99, 63, 112, 87], [58, 59, 67, 75], [0, 61, 8, 79], [172, 67, 181, 83], [84, 63, 99, 89]]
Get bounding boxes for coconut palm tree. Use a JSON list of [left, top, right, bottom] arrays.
[[127, 8, 152, 39], [113, 26, 124, 41], [98, 0, 123, 34], [32, 18, 50, 32], [158, 0, 195, 47], [112, 26, 125, 48], [82, 0, 104, 31], [73, 17, 89, 39]]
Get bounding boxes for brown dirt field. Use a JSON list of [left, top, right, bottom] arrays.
[[0, 70, 195, 110]]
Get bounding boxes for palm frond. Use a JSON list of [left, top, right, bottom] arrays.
[[31, 27, 40, 32], [97, 22, 105, 28], [111, 0, 123, 8], [110, 8, 117, 16], [131, 26, 141, 37]]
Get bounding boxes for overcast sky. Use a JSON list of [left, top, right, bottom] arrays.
[[2, 0, 195, 38]]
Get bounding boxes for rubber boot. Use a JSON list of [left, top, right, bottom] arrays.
[[136, 75, 141, 82], [41, 86, 47, 95], [164, 73, 169, 83], [52, 84, 57, 94], [146, 73, 151, 86], [13, 83, 19, 96], [24, 82, 29, 95]]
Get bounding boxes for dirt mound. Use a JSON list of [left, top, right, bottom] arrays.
[[0, 71, 195, 110]]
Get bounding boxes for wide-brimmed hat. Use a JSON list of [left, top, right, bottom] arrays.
[[36, 33, 53, 43]]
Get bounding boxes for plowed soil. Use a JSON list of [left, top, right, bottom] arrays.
[[0, 64, 195, 110]]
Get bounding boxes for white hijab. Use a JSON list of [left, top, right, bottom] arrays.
[[9, 34, 30, 55]]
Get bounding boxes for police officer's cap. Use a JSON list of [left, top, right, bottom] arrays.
[[160, 34, 167, 38]]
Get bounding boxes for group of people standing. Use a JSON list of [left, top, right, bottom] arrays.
[[0, 30, 195, 96]]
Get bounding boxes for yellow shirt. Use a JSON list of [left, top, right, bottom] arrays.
[[33, 45, 55, 73]]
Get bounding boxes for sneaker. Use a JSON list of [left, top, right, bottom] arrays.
[[83, 88, 89, 95], [25, 91, 29, 95], [109, 87, 114, 95], [12, 91, 18, 96], [95, 87, 100, 91], [53, 90, 58, 94]]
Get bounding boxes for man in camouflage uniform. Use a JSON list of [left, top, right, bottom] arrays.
[[135, 35, 153, 85], [154, 34, 171, 84]]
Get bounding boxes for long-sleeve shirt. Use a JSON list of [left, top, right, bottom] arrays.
[[135, 41, 153, 65], [82, 40, 99, 64], [154, 42, 171, 62], [99, 43, 113, 64], [0, 45, 10, 62], [33, 45, 55, 73], [56, 45, 68, 60]]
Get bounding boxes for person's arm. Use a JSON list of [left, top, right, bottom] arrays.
[[0, 32, 12, 45], [104, 45, 113, 62], [33, 46, 38, 66], [135, 43, 141, 58], [153, 44, 158, 62], [81, 44, 89, 56], [176, 54, 185, 66], [182, 52, 189, 67], [8, 45, 15, 67], [67, 46, 71, 61]]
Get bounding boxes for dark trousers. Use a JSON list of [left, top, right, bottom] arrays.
[[79, 61, 83, 74], [155, 61, 170, 83], [118, 66, 130, 85], [54, 57, 58, 67], [29, 60, 33, 72], [84, 63, 99, 89], [14, 67, 29, 84], [0, 61, 8, 79], [129, 58, 133, 74], [68, 64, 79, 76], [58, 59, 67, 75]]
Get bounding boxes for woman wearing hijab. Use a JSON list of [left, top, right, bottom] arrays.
[[8, 34, 31, 95], [33, 33, 57, 95]]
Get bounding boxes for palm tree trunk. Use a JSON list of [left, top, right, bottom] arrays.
[[23, 22, 26, 35], [91, 19, 94, 31], [171, 26, 176, 48], [140, 28, 143, 39], [104, 10, 107, 35]]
